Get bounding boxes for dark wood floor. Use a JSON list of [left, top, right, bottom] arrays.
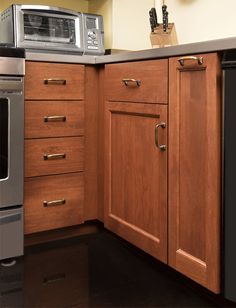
[[0, 228, 235, 307]]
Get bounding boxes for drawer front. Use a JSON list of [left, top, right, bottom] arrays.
[[25, 137, 84, 177], [105, 60, 168, 104], [25, 101, 84, 139], [25, 62, 85, 100], [24, 173, 84, 234]]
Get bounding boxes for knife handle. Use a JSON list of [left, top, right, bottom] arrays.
[[165, 11, 168, 31], [149, 11, 155, 32], [162, 5, 167, 32], [151, 8, 159, 27], [162, 4, 167, 14], [149, 16, 155, 32]]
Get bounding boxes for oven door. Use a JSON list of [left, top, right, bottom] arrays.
[[0, 77, 24, 208]]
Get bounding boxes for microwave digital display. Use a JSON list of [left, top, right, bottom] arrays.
[[23, 13, 76, 44], [86, 17, 96, 29]]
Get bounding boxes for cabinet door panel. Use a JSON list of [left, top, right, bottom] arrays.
[[168, 53, 221, 293], [105, 102, 167, 262]]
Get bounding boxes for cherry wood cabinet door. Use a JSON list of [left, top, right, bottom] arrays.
[[168, 53, 221, 293], [104, 102, 168, 263]]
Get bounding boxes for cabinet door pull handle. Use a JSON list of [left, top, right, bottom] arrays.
[[178, 56, 203, 66], [43, 199, 66, 207], [43, 153, 66, 160], [44, 79, 67, 85], [44, 116, 66, 122], [122, 78, 141, 87], [155, 122, 167, 151]]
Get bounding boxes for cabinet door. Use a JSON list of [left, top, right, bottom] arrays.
[[169, 53, 221, 293], [104, 102, 167, 262]]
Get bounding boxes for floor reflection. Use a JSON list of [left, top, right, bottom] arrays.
[[0, 230, 233, 307]]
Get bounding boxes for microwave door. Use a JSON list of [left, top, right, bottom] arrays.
[[20, 11, 81, 51], [14, 7, 83, 53], [23, 13, 47, 41]]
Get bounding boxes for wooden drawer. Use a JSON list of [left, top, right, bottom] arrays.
[[25, 62, 85, 100], [25, 137, 84, 177], [105, 59, 168, 104], [25, 101, 84, 139], [24, 173, 84, 234]]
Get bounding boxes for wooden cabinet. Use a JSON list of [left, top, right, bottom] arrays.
[[24, 61, 85, 234], [104, 55, 222, 293], [168, 53, 221, 293], [23, 54, 222, 293], [104, 60, 168, 262]]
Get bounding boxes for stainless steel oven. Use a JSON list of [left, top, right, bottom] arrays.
[[0, 48, 25, 261]]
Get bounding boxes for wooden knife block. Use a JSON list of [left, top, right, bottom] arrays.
[[150, 23, 178, 48]]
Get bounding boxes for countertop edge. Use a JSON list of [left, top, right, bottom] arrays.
[[26, 37, 236, 64], [26, 52, 96, 64]]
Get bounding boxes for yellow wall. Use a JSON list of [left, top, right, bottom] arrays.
[[155, 0, 236, 44], [89, 0, 154, 50], [112, 0, 154, 50], [88, 0, 112, 49], [0, 0, 89, 13], [0, 0, 154, 50]]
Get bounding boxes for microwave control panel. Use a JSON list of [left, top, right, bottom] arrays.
[[83, 13, 105, 55]]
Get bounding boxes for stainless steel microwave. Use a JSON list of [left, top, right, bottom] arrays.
[[0, 5, 105, 55]]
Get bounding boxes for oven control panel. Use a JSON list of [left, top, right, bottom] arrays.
[[83, 13, 105, 55]]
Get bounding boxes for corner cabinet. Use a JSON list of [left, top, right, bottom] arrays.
[[103, 54, 222, 293], [168, 53, 221, 293], [104, 60, 168, 262]]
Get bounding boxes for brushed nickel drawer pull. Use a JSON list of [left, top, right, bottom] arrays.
[[43, 199, 66, 207], [122, 78, 141, 87], [155, 122, 167, 151], [44, 79, 67, 85], [44, 116, 66, 122], [43, 153, 66, 160], [178, 56, 203, 66]]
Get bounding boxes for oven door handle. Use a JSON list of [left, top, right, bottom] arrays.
[[0, 213, 22, 225], [0, 78, 23, 91]]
